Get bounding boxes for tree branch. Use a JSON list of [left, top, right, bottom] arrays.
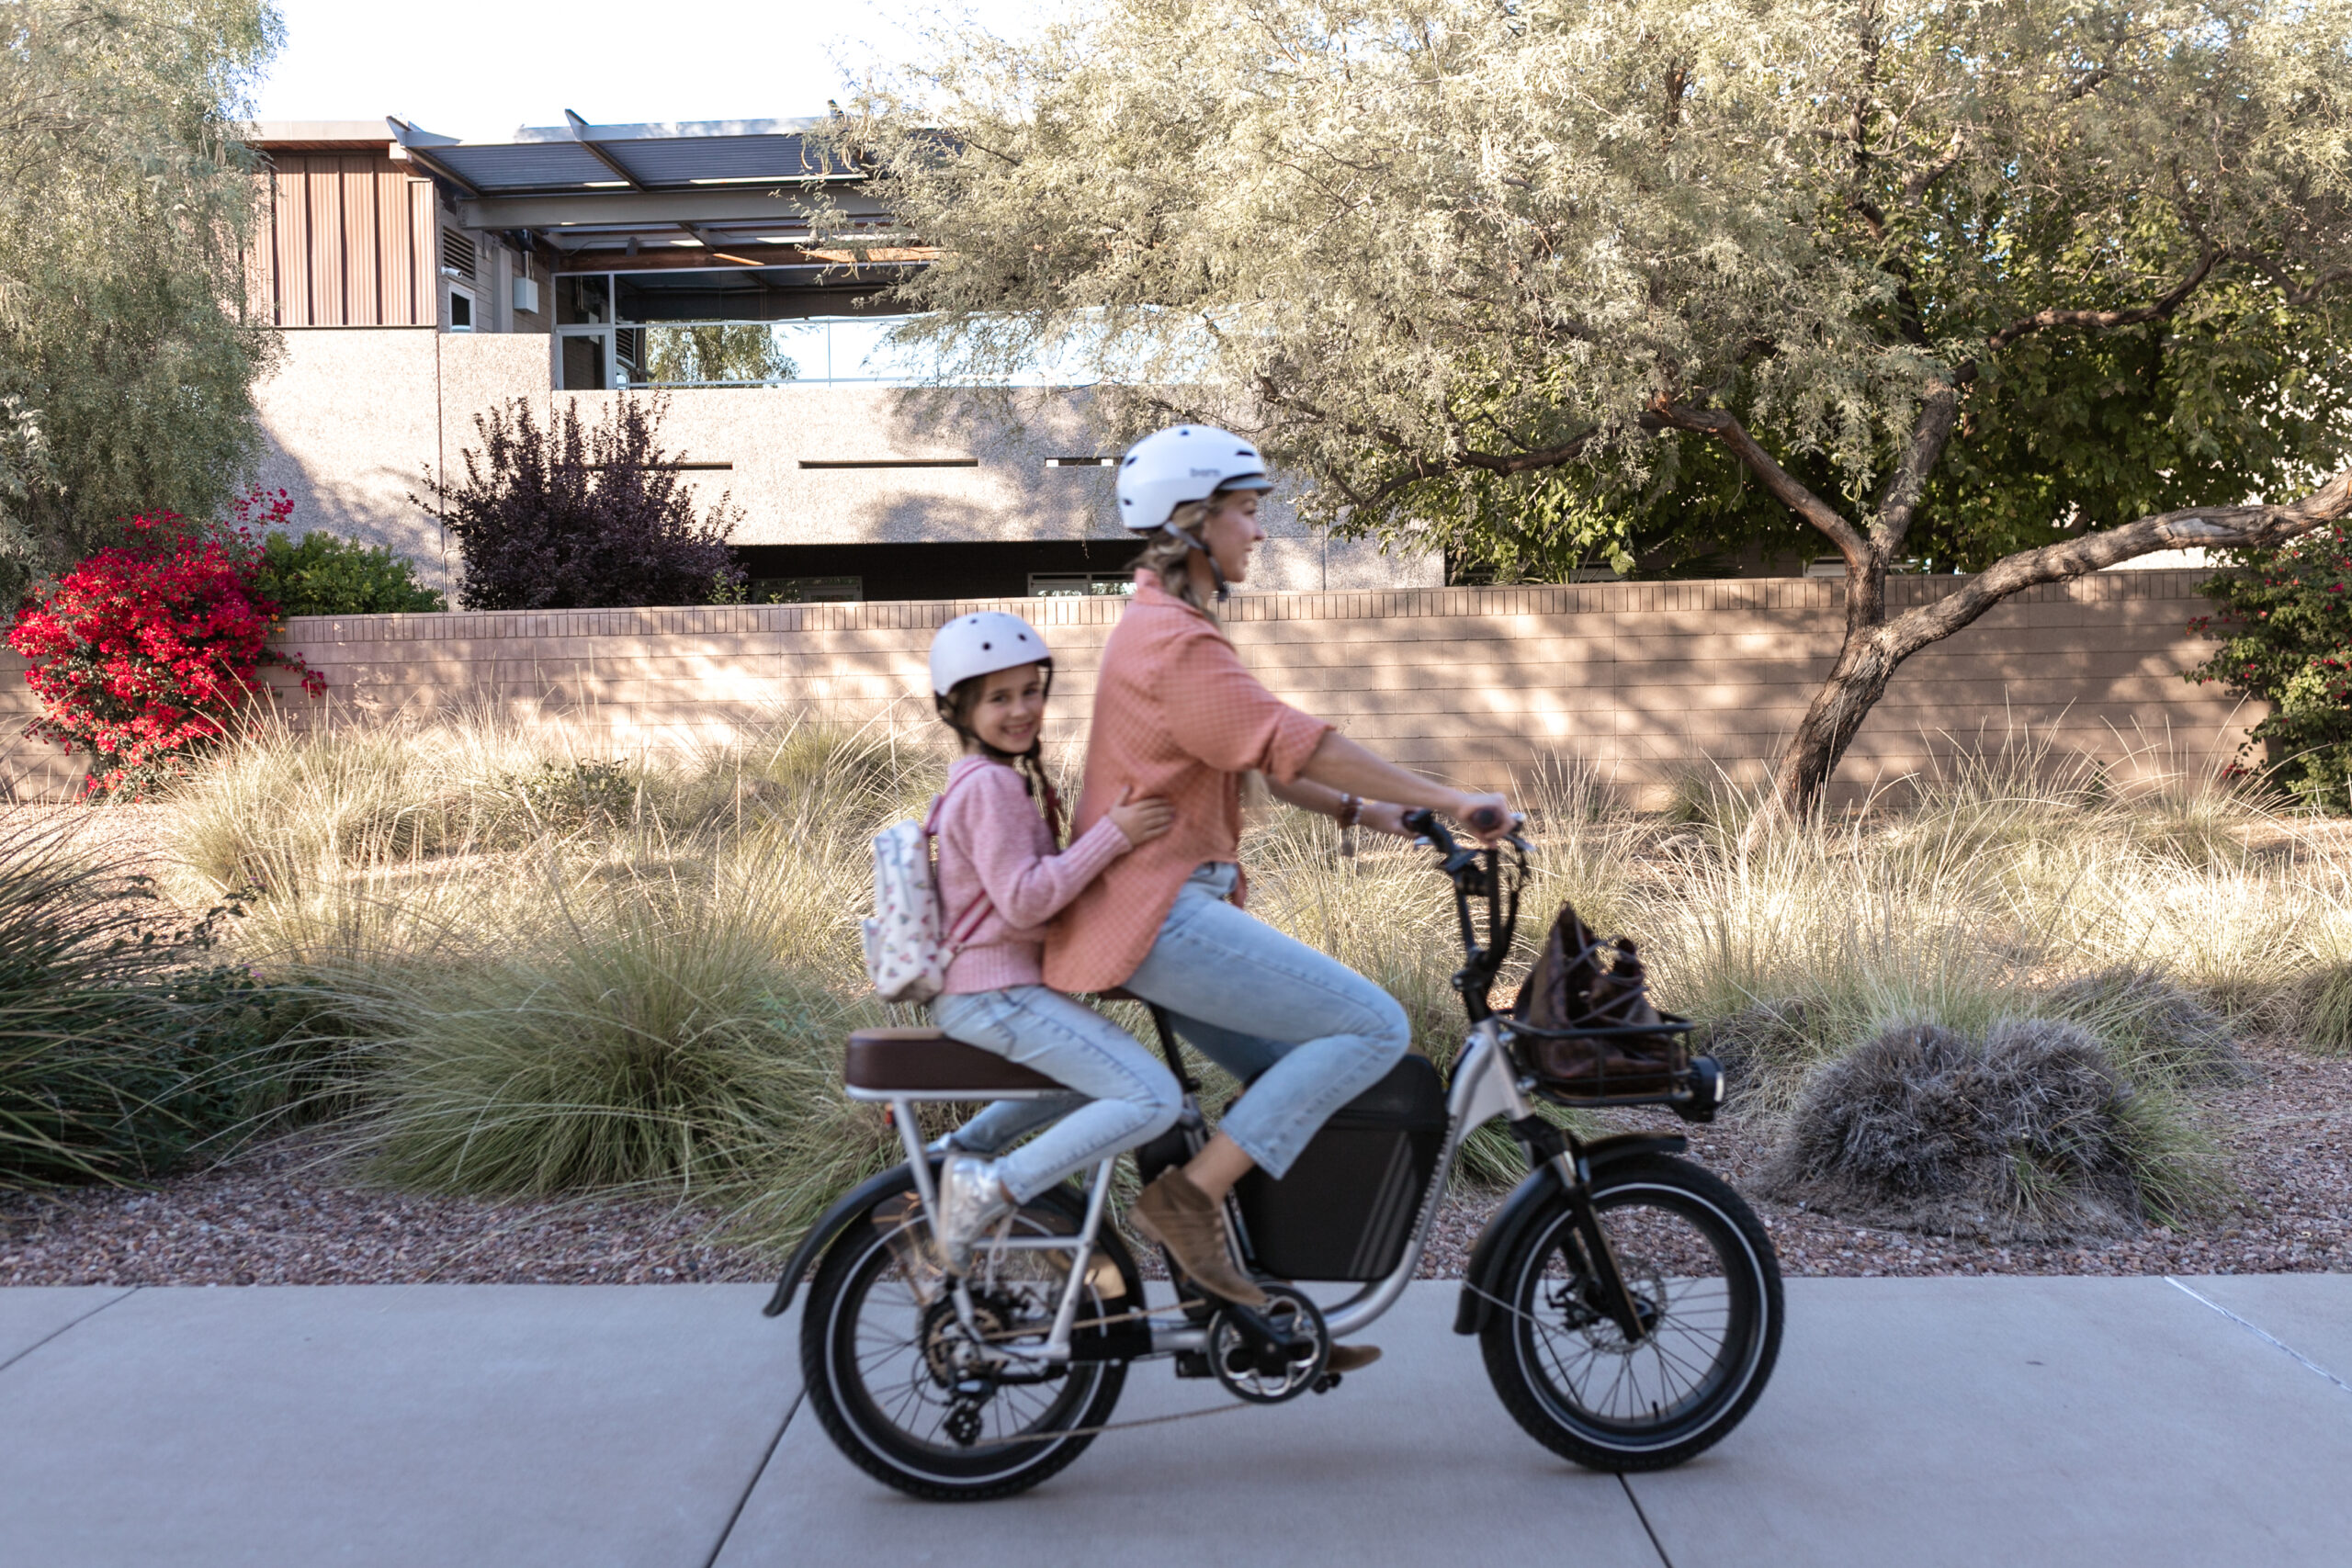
[[1986, 247, 2221, 352], [2223, 248, 2352, 310], [1642, 400, 1868, 561], [1869, 377, 1962, 554], [1878, 468, 2352, 664]]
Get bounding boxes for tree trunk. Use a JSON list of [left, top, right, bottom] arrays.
[[1770, 588, 1900, 814], [1760, 468, 2352, 820]]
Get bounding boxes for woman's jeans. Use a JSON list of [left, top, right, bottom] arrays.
[[932, 986, 1181, 1203], [1125, 863, 1411, 1179]]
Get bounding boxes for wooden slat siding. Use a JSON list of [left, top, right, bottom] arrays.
[[408, 179, 436, 323], [377, 170, 412, 324], [270, 164, 310, 327], [341, 157, 380, 324], [243, 172, 274, 321], [246, 154, 435, 327], [303, 163, 344, 325]]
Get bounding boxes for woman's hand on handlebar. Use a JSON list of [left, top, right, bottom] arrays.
[[1453, 791, 1513, 845]]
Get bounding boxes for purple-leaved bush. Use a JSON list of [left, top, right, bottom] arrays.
[[418, 396, 746, 611]]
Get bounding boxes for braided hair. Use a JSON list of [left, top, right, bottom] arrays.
[[936, 663, 1064, 843]]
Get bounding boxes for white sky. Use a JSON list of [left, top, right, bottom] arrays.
[[251, 0, 1048, 142]]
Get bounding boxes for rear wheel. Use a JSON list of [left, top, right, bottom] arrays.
[[799, 1184, 1136, 1501], [1480, 1154, 1781, 1471]]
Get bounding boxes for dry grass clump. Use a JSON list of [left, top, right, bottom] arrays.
[[1754, 1018, 2205, 1241], [2038, 966, 2249, 1088]]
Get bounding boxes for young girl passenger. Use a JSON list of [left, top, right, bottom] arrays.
[[922, 612, 1183, 1272]]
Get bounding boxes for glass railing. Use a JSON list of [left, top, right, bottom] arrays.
[[560, 314, 1113, 390]]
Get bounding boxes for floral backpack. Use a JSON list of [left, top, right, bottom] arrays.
[[860, 776, 990, 1005]]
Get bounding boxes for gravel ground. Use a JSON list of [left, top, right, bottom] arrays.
[[6, 1038, 2345, 1286]]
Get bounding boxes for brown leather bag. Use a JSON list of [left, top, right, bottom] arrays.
[[1510, 903, 1686, 1097]]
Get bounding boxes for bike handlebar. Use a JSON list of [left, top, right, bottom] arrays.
[[1401, 806, 1528, 853], [1400, 807, 1531, 1023]]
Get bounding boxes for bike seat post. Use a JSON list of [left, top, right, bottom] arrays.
[[1146, 1003, 1200, 1094], [889, 1094, 941, 1218]]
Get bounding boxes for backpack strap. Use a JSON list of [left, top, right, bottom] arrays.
[[926, 763, 1000, 954]]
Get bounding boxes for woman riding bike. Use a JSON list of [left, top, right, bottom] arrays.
[[1044, 423, 1512, 1368]]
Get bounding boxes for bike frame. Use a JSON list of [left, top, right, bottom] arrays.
[[861, 1015, 1542, 1370]]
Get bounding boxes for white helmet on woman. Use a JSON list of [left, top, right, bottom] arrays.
[[1115, 425, 1274, 534], [928, 610, 1051, 697]]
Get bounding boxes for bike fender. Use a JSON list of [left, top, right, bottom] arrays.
[[760, 1161, 929, 1318], [1452, 1131, 1688, 1336]]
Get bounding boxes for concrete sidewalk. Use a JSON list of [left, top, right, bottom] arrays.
[[2, 1275, 2347, 1567]]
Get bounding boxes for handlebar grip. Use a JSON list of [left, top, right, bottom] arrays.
[[1463, 804, 1508, 837]]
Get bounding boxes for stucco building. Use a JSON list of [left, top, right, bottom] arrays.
[[244, 117, 1438, 602]]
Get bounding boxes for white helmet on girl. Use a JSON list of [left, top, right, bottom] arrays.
[[1116, 425, 1274, 534], [928, 611, 1051, 697]]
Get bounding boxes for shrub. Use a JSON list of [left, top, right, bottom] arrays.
[[249, 529, 445, 616], [2190, 526, 2352, 811], [5, 501, 323, 795], [0, 819, 301, 1188], [420, 395, 745, 611], [1755, 1019, 2179, 1241]]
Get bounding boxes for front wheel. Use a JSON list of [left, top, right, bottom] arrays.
[[1480, 1153, 1781, 1471]]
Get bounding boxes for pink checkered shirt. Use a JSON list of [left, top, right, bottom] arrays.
[[1043, 572, 1331, 994]]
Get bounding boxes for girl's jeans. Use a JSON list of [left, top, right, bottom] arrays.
[[1125, 863, 1410, 1179], [932, 986, 1181, 1202]]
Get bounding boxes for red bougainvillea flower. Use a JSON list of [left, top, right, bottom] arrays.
[[6, 495, 324, 795]]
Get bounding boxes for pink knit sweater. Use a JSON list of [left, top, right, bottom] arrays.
[[933, 754, 1132, 994]]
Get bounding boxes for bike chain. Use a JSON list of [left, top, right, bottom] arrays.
[[953, 1394, 1257, 1451]]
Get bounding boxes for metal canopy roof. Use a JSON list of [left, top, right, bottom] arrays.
[[388, 115, 863, 198]]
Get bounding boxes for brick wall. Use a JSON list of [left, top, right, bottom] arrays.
[[0, 570, 2253, 805]]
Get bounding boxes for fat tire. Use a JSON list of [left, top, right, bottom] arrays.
[[798, 1185, 1133, 1501], [1479, 1153, 1781, 1472]]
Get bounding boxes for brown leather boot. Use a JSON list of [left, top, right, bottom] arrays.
[[1129, 1169, 1270, 1308]]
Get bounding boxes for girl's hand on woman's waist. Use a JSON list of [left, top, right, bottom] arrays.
[[1107, 784, 1176, 847]]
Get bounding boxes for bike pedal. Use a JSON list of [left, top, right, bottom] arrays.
[[1173, 1349, 1213, 1379], [1312, 1372, 1341, 1394]]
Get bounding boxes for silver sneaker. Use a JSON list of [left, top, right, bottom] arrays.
[[935, 1156, 1015, 1276]]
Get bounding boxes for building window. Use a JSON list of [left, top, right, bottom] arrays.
[[557, 331, 605, 388], [447, 287, 475, 333], [1030, 572, 1136, 598]]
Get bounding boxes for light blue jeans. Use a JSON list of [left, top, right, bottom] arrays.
[[932, 986, 1181, 1202], [1124, 863, 1411, 1179]]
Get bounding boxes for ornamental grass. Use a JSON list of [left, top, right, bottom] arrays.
[[42, 710, 2342, 1245]]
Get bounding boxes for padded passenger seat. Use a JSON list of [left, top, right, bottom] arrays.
[[844, 1028, 1064, 1095]]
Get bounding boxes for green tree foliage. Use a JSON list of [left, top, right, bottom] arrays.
[[826, 0, 2352, 807], [2190, 527, 2352, 811], [643, 323, 797, 386], [250, 530, 447, 617], [0, 0, 284, 604]]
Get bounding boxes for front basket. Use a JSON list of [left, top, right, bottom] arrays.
[[1501, 1014, 1724, 1122]]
